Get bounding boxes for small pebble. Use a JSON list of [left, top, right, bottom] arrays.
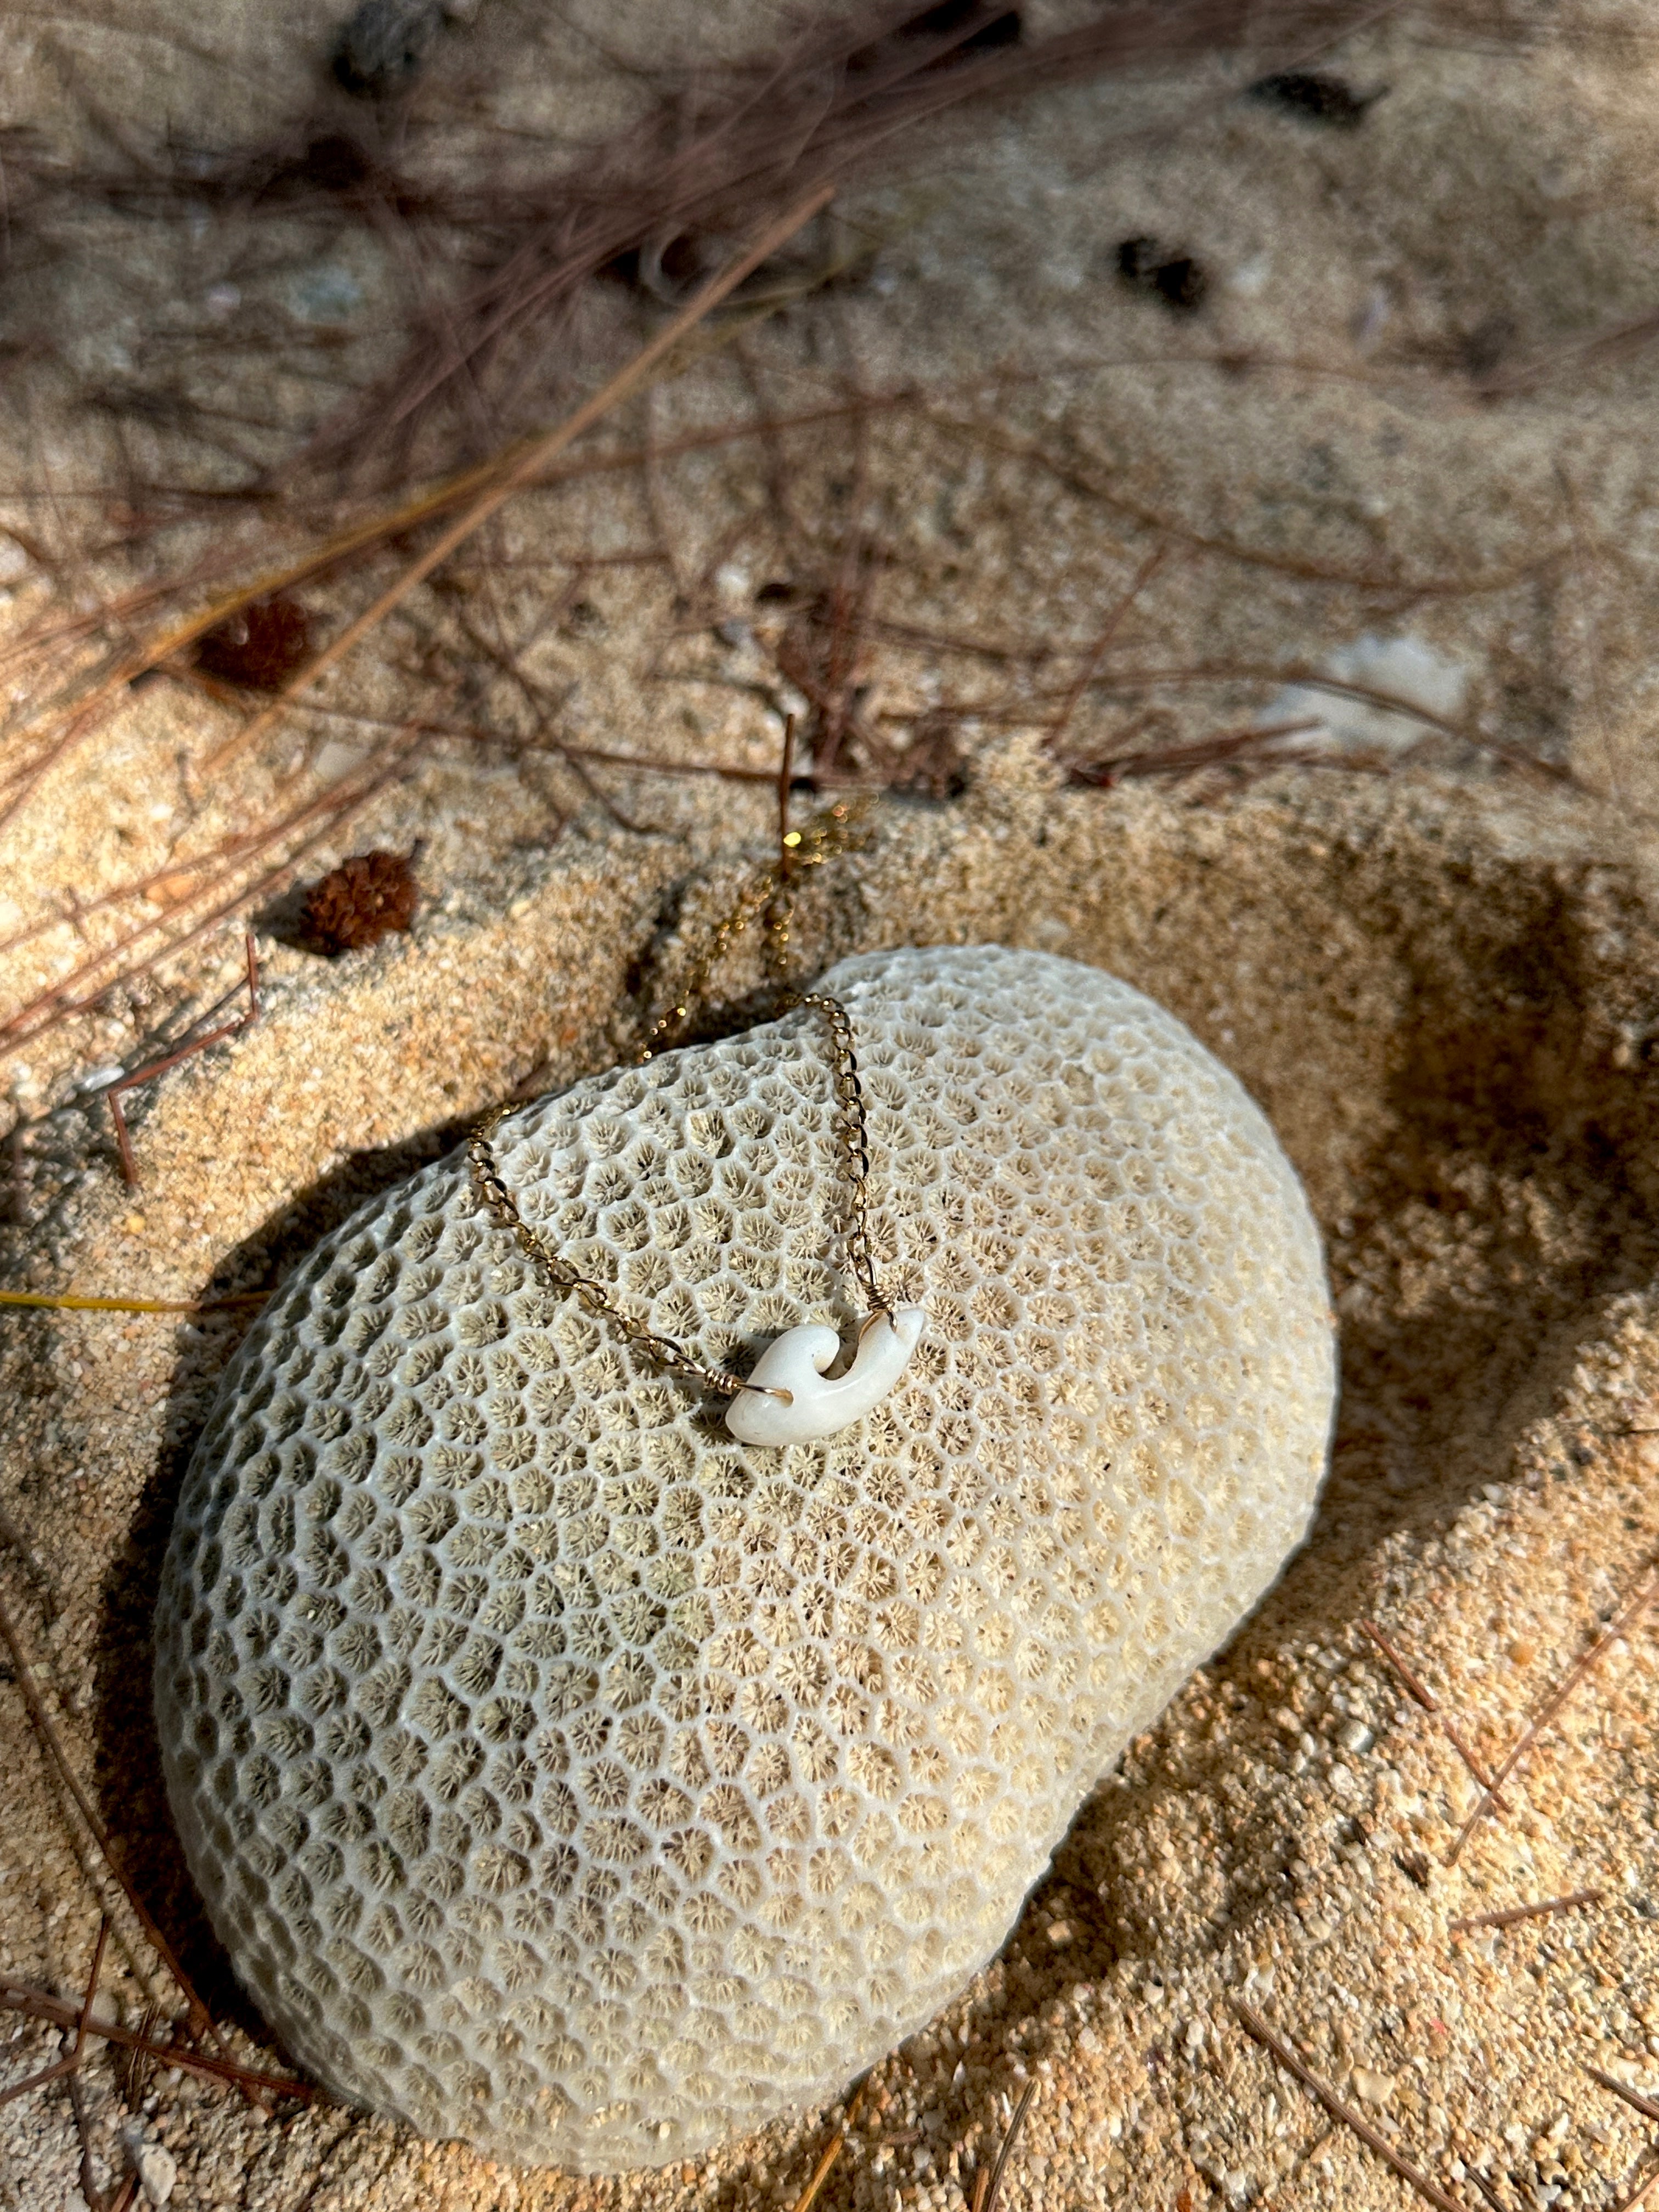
[[1246, 71, 1382, 126], [1114, 235, 1207, 314], [1352, 2068, 1396, 2108], [137, 2145, 178, 2207]]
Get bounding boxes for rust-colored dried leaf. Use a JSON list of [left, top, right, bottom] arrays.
[[302, 849, 419, 954]]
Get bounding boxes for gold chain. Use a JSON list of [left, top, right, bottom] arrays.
[[467, 800, 892, 1401]]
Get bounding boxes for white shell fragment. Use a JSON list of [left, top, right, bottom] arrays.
[[154, 945, 1335, 2174], [724, 1307, 927, 1445]]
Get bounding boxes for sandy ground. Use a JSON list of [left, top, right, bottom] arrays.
[[4, 3, 1659, 2209]]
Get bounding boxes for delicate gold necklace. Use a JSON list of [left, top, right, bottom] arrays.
[[467, 800, 926, 1443]]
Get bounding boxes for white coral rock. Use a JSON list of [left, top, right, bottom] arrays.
[[154, 945, 1334, 2172]]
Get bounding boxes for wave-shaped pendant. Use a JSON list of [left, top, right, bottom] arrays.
[[724, 1306, 926, 1444]]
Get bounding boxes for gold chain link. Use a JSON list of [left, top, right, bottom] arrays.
[[467, 800, 893, 1401]]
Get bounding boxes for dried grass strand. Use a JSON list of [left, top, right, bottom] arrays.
[[0, 1916, 108, 2109], [1045, 545, 1169, 752], [105, 927, 259, 1183], [1610, 2160, 1659, 2212], [927, 410, 1562, 598], [1448, 1889, 1601, 1934], [1587, 2068, 1659, 2127], [1358, 1618, 1513, 1810], [206, 181, 837, 773], [320, 0, 1413, 462], [1359, 1617, 1442, 1711], [0, 1590, 230, 2072], [1232, 1999, 1471, 2212], [1448, 1558, 1659, 1861], [0, 1978, 313, 2102], [981, 2079, 1039, 2212], [0, 1290, 268, 1314]]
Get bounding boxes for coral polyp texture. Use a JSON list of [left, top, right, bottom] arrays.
[[154, 945, 1335, 2172]]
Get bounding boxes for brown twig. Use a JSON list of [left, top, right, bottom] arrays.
[[1066, 716, 1325, 786], [69, 2058, 141, 2212], [1045, 546, 1169, 753], [1475, 301, 1659, 398], [0, 1915, 108, 2109], [1449, 1559, 1659, 1862], [1435, 1720, 1511, 1812], [1231, 1999, 1472, 2212], [1358, 1619, 1512, 1812], [67, 2071, 112, 2212], [1448, 1889, 1601, 1936], [1359, 1618, 1442, 1711], [1465, 2165, 1507, 2212], [0, 1592, 229, 2067], [105, 928, 259, 1184], [1587, 2068, 1659, 2126], [930, 411, 1565, 603], [979, 2079, 1039, 2212], [206, 181, 838, 774], [562, 741, 781, 786], [1554, 463, 1623, 808], [787, 2078, 868, 2212], [788, 2126, 848, 2212], [0, 1979, 313, 2102], [1610, 2159, 1659, 2212]]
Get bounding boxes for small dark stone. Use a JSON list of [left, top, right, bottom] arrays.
[[332, 0, 441, 98], [850, 2, 1020, 72], [1395, 1849, 1432, 1891], [1151, 256, 1205, 312], [1115, 236, 1208, 315], [195, 596, 312, 691], [1461, 313, 1517, 379], [302, 850, 420, 955], [1246, 71, 1384, 127], [296, 134, 373, 193]]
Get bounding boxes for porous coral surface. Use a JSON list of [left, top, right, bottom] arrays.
[[153, 945, 1334, 2171]]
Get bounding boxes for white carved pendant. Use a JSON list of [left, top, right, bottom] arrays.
[[725, 1305, 927, 1444]]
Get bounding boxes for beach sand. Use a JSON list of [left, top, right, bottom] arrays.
[[3, 4, 1658, 2208]]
